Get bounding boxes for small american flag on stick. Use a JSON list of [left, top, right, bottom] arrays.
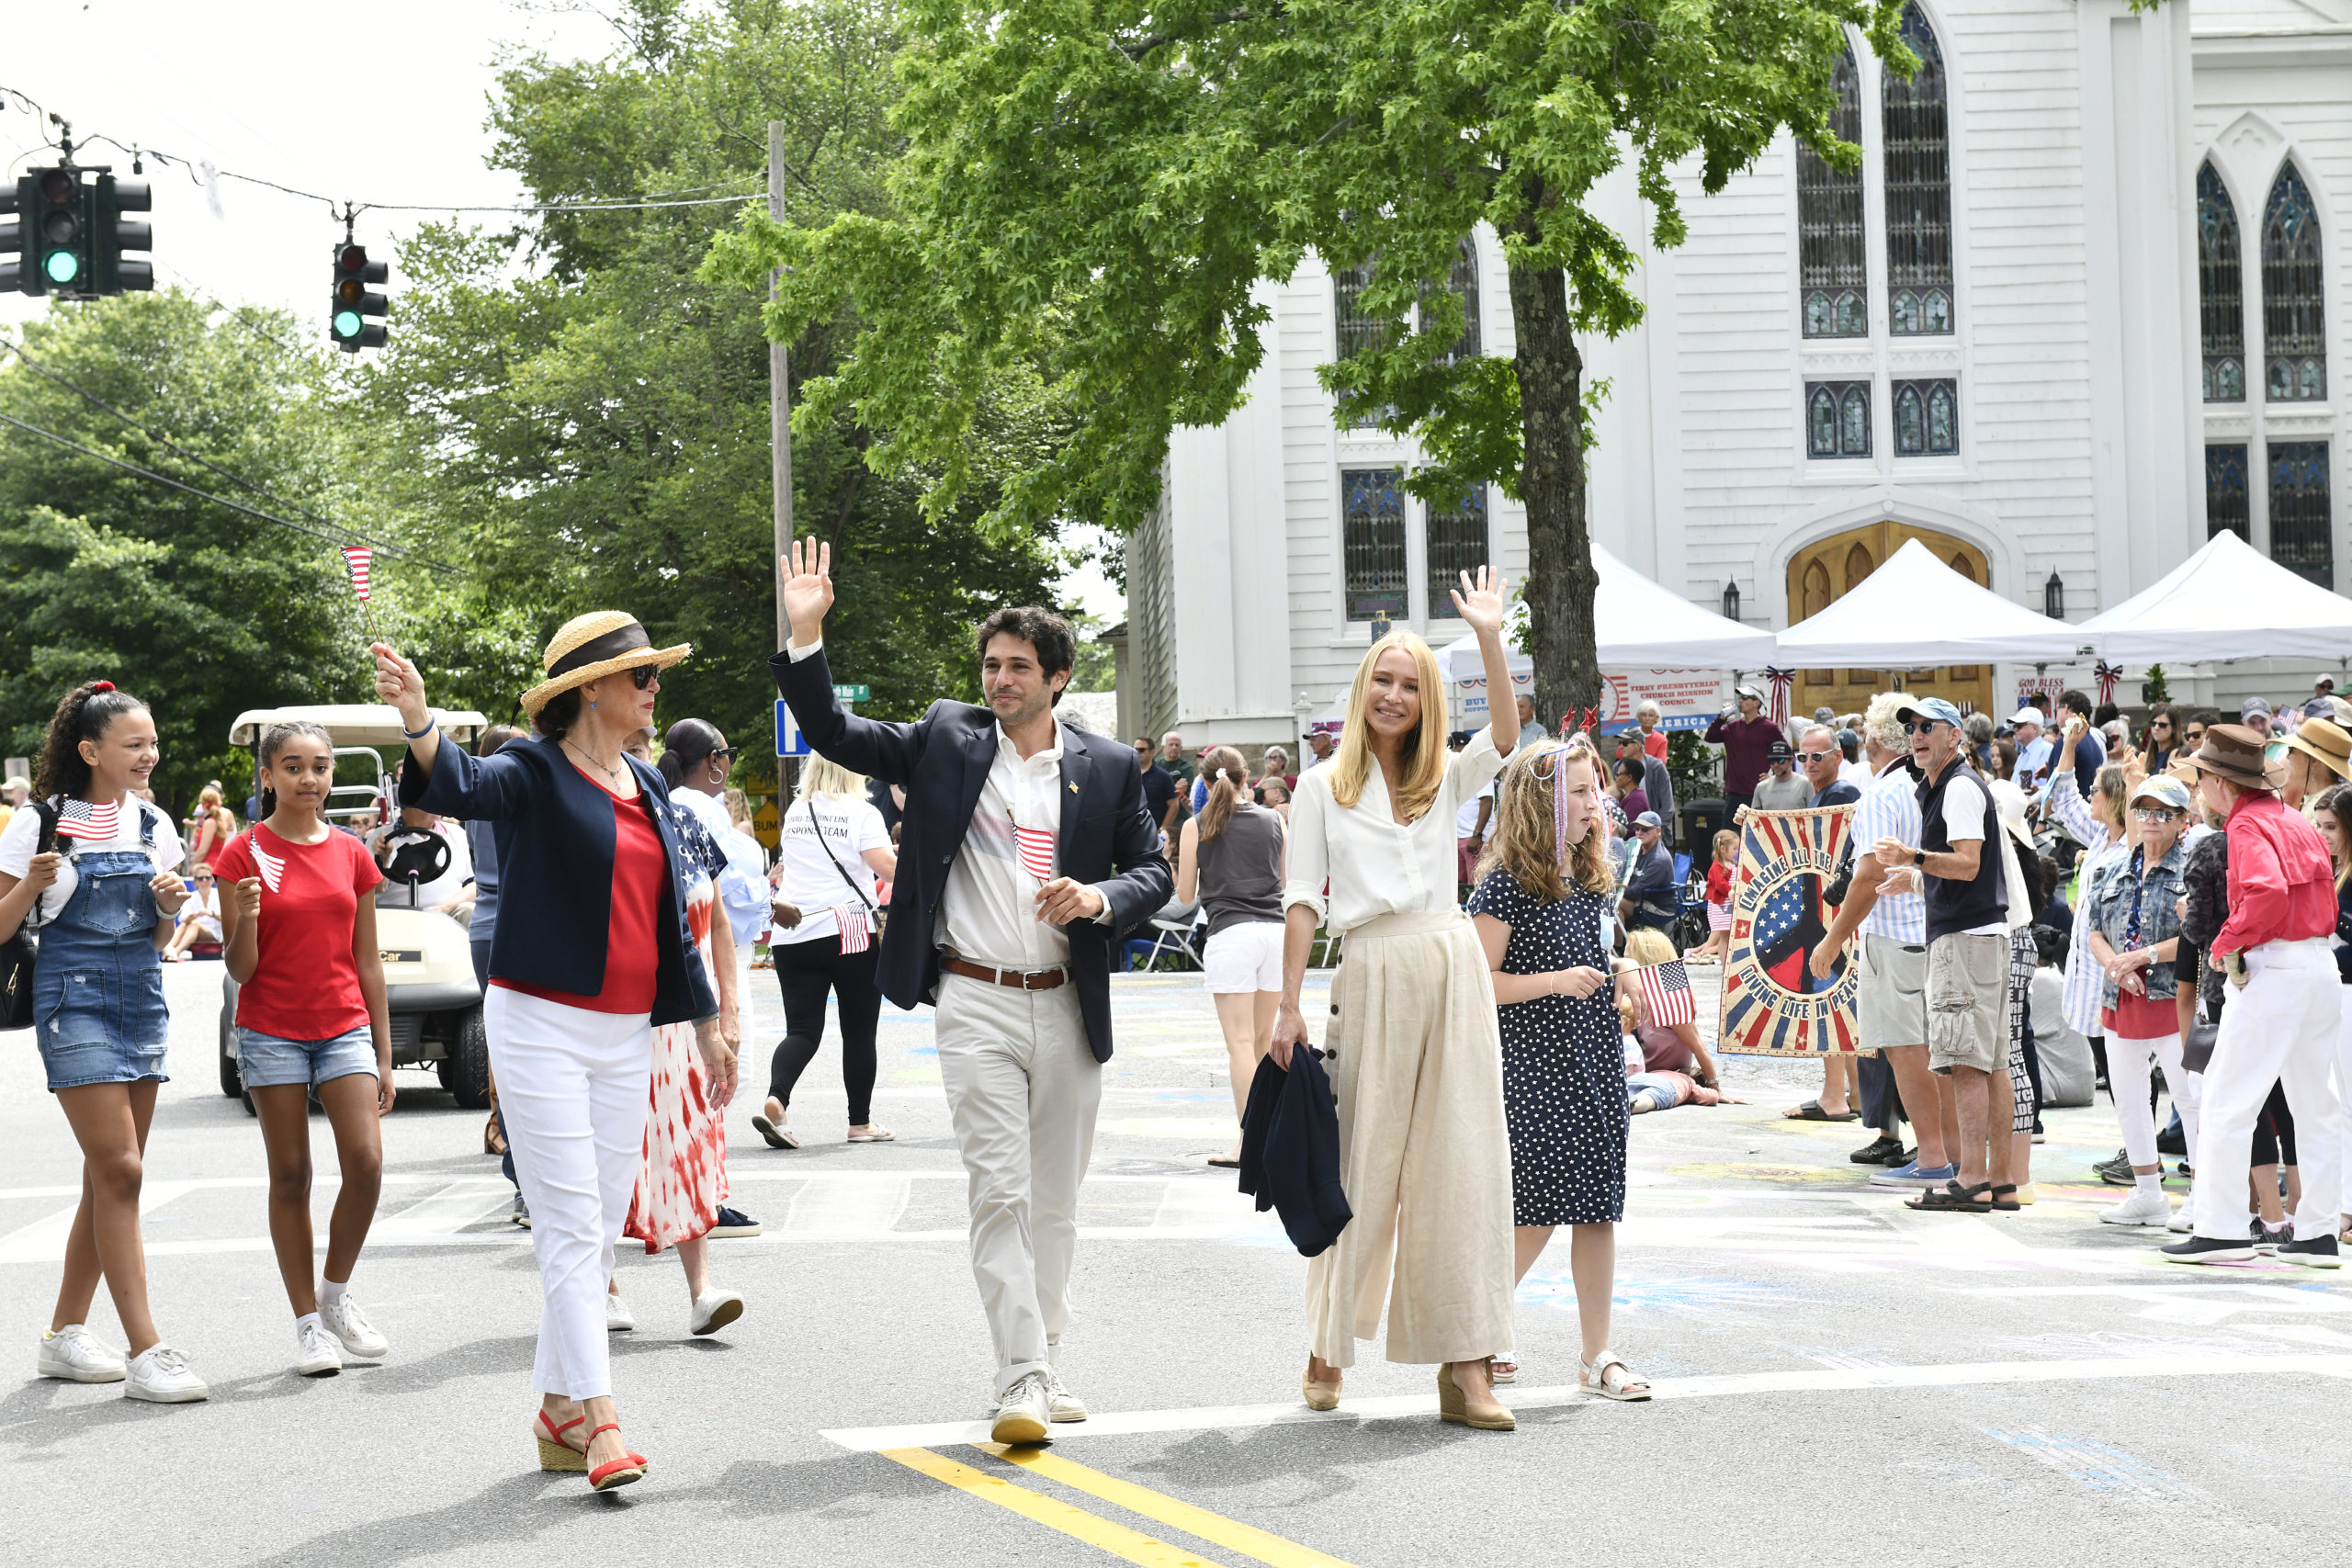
[[1636, 957, 1696, 1029], [341, 546, 373, 601], [835, 904, 872, 954], [55, 797, 121, 842]]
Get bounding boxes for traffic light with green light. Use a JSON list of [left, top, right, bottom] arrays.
[[330, 243, 390, 351], [0, 165, 152, 298]]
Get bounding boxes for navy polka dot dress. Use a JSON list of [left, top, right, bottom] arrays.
[[1465, 869, 1628, 1226]]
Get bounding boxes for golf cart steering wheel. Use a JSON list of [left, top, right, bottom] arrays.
[[384, 829, 452, 887]]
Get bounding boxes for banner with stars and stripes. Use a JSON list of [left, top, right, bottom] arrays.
[[1717, 804, 1863, 1056], [340, 545, 373, 601]]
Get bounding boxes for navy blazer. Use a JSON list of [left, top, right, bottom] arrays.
[[1236, 1049, 1352, 1257], [770, 644, 1171, 1062], [401, 734, 719, 1028]]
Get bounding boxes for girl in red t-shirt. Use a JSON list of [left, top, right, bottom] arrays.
[[216, 721, 394, 1379], [1687, 829, 1737, 966]]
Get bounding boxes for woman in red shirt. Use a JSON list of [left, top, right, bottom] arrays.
[[215, 721, 393, 1380]]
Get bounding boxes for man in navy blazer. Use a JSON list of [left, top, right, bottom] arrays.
[[770, 540, 1170, 1444]]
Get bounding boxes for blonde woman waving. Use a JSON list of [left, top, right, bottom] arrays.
[[1274, 567, 1522, 1430]]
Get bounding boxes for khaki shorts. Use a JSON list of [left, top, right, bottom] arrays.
[[1858, 933, 1929, 1052], [1926, 932, 2008, 1075]]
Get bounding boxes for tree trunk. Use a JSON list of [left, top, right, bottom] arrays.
[[1507, 251, 1600, 733]]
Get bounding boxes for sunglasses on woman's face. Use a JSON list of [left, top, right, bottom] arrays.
[[2151, 719, 2171, 731], [2132, 807, 2181, 824], [2184, 728, 2205, 745], [710, 747, 741, 765], [628, 665, 659, 690]]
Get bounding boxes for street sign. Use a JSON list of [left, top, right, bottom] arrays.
[[832, 683, 869, 703], [775, 696, 811, 758]]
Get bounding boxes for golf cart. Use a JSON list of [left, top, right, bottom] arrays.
[[217, 705, 492, 1112]]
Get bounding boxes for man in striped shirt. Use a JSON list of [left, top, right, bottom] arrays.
[[1812, 694, 1956, 1184]]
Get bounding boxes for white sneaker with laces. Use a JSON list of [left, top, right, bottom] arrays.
[[320, 1294, 389, 1359], [990, 1371, 1052, 1445], [689, 1289, 745, 1337], [606, 1292, 636, 1333], [1045, 1367, 1088, 1423], [294, 1319, 344, 1378], [123, 1343, 209, 1403], [2099, 1188, 2174, 1227], [36, 1324, 126, 1383], [2169, 1183, 2197, 1233]]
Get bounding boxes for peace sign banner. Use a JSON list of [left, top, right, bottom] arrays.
[[1717, 806, 1864, 1056]]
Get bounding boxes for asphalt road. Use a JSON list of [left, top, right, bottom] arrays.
[[6, 958, 2348, 1568]]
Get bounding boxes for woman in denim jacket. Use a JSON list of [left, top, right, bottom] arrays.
[[2085, 774, 2199, 1227]]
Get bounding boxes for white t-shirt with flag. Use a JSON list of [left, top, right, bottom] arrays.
[[0, 792, 184, 922], [774, 795, 890, 946]]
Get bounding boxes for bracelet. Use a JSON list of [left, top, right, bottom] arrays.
[[401, 717, 437, 739]]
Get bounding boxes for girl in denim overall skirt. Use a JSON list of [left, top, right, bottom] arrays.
[[0, 682, 202, 1401]]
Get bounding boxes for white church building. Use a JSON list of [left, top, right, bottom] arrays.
[[1112, 0, 2350, 749]]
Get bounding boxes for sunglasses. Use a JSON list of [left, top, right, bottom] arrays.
[[1903, 719, 1948, 736], [2132, 807, 2182, 824], [628, 665, 659, 690], [1799, 750, 1835, 762], [2150, 719, 2172, 730], [708, 746, 741, 765]]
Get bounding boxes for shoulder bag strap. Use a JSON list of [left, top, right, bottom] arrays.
[[804, 800, 876, 913]]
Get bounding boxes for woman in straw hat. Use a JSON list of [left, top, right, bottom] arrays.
[[1272, 567, 1524, 1429], [370, 615, 729, 1492]]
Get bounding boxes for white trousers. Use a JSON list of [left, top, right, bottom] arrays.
[[485, 987, 652, 1399], [2110, 1031, 2199, 1170], [734, 942, 759, 1038], [933, 970, 1101, 1396], [2194, 940, 2343, 1241], [2337, 986, 2352, 1209]]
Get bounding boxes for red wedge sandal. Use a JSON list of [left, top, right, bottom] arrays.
[[585, 1423, 646, 1492]]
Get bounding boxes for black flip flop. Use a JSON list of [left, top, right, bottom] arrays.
[[1207, 1156, 1241, 1169], [1785, 1100, 1860, 1122], [1908, 1180, 1995, 1213]]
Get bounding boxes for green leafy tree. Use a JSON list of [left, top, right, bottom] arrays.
[[0, 293, 392, 808], [710, 0, 1904, 719]]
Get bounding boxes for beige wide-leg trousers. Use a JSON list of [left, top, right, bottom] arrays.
[[1305, 909, 1514, 1368]]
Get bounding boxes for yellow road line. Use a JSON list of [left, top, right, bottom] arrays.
[[878, 1447, 1230, 1568], [976, 1443, 1363, 1568]]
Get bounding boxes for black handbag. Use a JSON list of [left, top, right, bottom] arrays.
[[2182, 1000, 2219, 1076], [0, 800, 63, 1032]]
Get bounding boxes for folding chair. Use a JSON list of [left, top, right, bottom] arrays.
[[1135, 900, 1203, 972]]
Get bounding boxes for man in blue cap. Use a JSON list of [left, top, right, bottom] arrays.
[[1872, 695, 2015, 1213], [1619, 812, 1678, 934]]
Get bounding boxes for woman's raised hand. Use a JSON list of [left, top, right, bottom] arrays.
[[779, 537, 835, 647], [1449, 565, 1510, 637], [369, 642, 430, 728]]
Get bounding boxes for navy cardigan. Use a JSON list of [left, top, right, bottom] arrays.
[[401, 733, 718, 1028]]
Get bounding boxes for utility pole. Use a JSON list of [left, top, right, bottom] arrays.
[[768, 119, 794, 654]]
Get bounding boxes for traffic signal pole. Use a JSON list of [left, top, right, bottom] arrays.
[[768, 119, 794, 657]]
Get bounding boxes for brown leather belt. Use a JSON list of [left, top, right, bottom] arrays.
[[939, 955, 1070, 991]]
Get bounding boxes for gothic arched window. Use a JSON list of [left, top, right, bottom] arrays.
[[2264, 164, 2326, 402], [1883, 4, 1953, 336], [2198, 163, 2245, 402], [1799, 50, 1867, 338]]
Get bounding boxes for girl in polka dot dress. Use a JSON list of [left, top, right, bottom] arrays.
[[1466, 737, 1651, 1402]]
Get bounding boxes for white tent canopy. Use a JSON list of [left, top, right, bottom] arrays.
[[2077, 529, 2352, 663], [1771, 538, 2092, 668], [1440, 542, 1777, 681]]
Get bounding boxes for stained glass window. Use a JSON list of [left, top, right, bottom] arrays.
[[1807, 380, 1871, 458], [1341, 467, 1408, 620], [2263, 166, 2326, 402], [1332, 257, 1385, 429], [2206, 444, 2249, 540], [1883, 4, 1953, 337], [1424, 484, 1487, 615], [2269, 443, 2333, 586], [1799, 50, 1867, 338], [1892, 378, 1958, 456], [1442, 236, 1481, 363], [2197, 164, 2245, 403]]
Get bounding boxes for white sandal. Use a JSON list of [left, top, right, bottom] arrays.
[[1489, 1352, 1518, 1385], [846, 1122, 896, 1144], [1578, 1348, 1652, 1402]]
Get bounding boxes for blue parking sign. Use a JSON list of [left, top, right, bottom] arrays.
[[775, 697, 811, 758]]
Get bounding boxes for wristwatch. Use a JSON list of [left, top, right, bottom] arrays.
[[1912, 850, 1925, 867]]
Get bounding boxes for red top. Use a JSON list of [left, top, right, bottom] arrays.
[[1642, 730, 1669, 762], [2213, 790, 2336, 956], [494, 772, 664, 1015], [2102, 990, 2179, 1041], [1704, 713, 1781, 795], [1704, 863, 1732, 904], [212, 823, 382, 1041]]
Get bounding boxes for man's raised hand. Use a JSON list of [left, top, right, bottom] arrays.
[[779, 537, 835, 648]]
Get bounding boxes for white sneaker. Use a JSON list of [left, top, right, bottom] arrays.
[[606, 1292, 636, 1333], [2099, 1188, 2174, 1227], [294, 1318, 344, 1378], [36, 1324, 126, 1383], [320, 1294, 389, 1360], [688, 1289, 745, 1337], [2169, 1184, 2197, 1233], [990, 1371, 1052, 1445], [1045, 1367, 1088, 1423], [123, 1343, 209, 1403]]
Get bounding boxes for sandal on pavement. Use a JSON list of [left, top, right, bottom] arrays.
[[585, 1423, 646, 1492], [536, 1411, 589, 1472], [1908, 1180, 1995, 1213], [1579, 1348, 1652, 1402], [1302, 1360, 1342, 1411], [1436, 1359, 1514, 1430], [845, 1123, 897, 1144], [1490, 1353, 1518, 1385], [1784, 1100, 1859, 1122], [1988, 1184, 2022, 1212], [752, 1112, 800, 1150]]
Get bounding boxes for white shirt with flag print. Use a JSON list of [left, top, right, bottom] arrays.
[[0, 791, 183, 923]]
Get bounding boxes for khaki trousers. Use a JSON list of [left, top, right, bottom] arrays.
[[1306, 910, 1514, 1368]]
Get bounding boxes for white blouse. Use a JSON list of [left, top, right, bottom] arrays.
[[1284, 728, 1508, 932]]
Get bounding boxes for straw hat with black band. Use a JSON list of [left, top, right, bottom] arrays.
[[2281, 716, 2352, 788], [521, 611, 693, 716]]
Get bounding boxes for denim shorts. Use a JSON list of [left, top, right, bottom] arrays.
[[235, 1025, 379, 1089], [39, 1033, 171, 1093]]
